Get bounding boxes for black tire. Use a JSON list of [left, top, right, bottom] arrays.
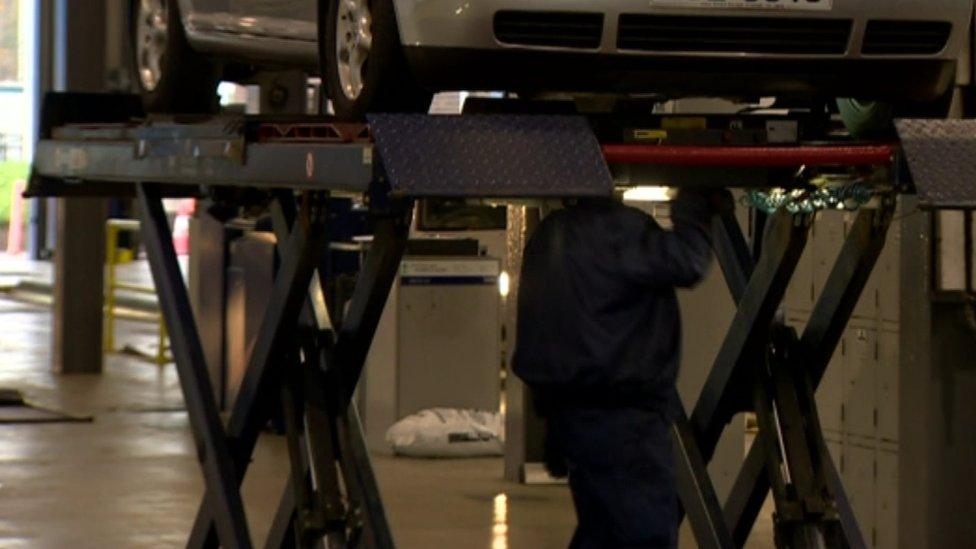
[[837, 87, 955, 140], [129, 0, 219, 113], [321, 0, 431, 121]]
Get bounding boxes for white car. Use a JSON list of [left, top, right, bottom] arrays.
[[131, 0, 972, 121]]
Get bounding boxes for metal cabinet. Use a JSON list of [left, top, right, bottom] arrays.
[[825, 433, 843, 471], [842, 444, 877, 544], [817, 352, 845, 436], [786, 230, 815, 314], [843, 327, 879, 441], [875, 450, 898, 549], [397, 268, 502, 416], [876, 221, 901, 323], [877, 330, 899, 444], [811, 211, 847, 311], [362, 257, 502, 452]]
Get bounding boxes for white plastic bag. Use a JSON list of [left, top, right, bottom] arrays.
[[385, 408, 504, 458]]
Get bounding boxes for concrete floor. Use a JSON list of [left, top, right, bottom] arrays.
[[0, 283, 775, 548], [0, 296, 580, 548]]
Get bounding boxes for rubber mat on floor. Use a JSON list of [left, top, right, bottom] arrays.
[[0, 388, 93, 424]]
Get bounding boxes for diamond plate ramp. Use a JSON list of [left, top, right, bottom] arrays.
[[897, 119, 976, 209], [367, 113, 613, 198]]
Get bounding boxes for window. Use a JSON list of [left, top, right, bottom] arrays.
[[0, 0, 18, 83]]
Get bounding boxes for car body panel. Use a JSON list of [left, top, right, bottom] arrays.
[[392, 0, 970, 61], [169, 0, 972, 99], [405, 48, 957, 101], [179, 0, 318, 66]]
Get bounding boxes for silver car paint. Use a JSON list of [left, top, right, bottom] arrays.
[[175, 0, 971, 66], [179, 0, 318, 65], [393, 0, 971, 60]]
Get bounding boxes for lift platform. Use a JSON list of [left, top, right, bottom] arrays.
[[28, 92, 955, 549]]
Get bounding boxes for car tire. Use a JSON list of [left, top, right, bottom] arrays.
[[321, 0, 431, 121], [837, 88, 955, 140], [130, 0, 219, 114]]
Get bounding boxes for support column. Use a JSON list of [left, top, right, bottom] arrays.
[[49, 0, 110, 373], [189, 204, 227, 404], [503, 206, 546, 482], [53, 197, 107, 373]]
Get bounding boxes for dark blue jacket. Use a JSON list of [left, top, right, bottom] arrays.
[[512, 193, 713, 414]]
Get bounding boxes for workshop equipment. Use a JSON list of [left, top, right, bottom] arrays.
[[29, 91, 966, 549], [224, 230, 277, 410], [362, 256, 502, 452], [103, 217, 170, 365]]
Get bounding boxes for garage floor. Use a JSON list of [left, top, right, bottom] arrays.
[[0, 294, 774, 548]]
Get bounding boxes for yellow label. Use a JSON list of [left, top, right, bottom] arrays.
[[631, 129, 669, 141]]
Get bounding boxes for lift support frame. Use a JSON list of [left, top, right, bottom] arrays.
[[30, 92, 913, 549]]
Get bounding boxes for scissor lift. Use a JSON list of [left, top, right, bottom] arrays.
[[29, 92, 953, 549]]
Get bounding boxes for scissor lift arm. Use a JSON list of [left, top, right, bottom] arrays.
[[32, 92, 961, 549]]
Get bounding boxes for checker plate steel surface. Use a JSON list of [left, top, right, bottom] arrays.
[[368, 113, 613, 198], [897, 119, 976, 209]]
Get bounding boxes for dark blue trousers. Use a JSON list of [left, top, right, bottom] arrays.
[[550, 407, 677, 549]]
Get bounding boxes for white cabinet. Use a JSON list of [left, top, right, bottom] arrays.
[[842, 444, 876, 544], [877, 331, 899, 444], [843, 328, 878, 441], [362, 257, 502, 452], [875, 450, 898, 549], [817, 352, 844, 436]]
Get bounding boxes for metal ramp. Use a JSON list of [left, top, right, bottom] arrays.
[[897, 118, 976, 209], [368, 113, 612, 198]]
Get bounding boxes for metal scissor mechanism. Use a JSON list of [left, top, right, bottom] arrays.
[[756, 325, 841, 549], [31, 93, 918, 548], [260, 189, 411, 549], [677, 189, 896, 549], [277, 330, 367, 547]]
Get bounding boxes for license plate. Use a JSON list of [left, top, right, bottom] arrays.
[[649, 0, 833, 11]]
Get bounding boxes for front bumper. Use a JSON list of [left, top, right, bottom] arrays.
[[405, 47, 957, 102], [394, 0, 969, 59], [394, 0, 968, 100]]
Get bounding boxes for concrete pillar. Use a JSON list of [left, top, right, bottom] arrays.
[[49, 0, 110, 374], [53, 198, 107, 373], [503, 206, 546, 482]]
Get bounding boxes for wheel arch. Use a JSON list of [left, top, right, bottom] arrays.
[[126, 0, 198, 48], [173, 0, 196, 32], [316, 0, 407, 41]]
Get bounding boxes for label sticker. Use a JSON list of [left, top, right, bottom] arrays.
[[649, 0, 832, 11]]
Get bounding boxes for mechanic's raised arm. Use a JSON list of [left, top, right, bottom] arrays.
[[621, 189, 726, 288]]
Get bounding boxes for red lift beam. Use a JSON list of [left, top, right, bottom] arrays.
[[602, 144, 896, 167]]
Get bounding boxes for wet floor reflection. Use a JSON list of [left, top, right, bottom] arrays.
[[0, 286, 588, 547], [492, 493, 508, 549]]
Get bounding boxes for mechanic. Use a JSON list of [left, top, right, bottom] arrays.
[[513, 189, 729, 548]]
